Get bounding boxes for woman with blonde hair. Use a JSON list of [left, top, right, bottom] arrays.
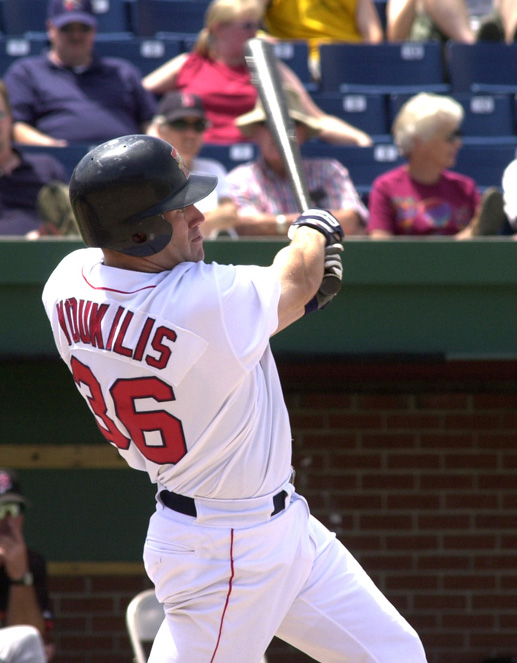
[[143, 0, 372, 145], [367, 92, 505, 237]]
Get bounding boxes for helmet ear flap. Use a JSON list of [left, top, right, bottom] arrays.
[[70, 134, 217, 256], [105, 213, 173, 257]]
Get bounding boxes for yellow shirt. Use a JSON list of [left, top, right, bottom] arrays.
[[264, 0, 362, 61]]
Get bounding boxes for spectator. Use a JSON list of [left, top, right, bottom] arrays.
[[386, 0, 517, 43], [0, 469, 54, 662], [0, 80, 74, 237], [147, 91, 238, 238], [227, 86, 368, 236], [261, 0, 384, 79], [367, 92, 506, 237], [143, 0, 372, 146], [4, 0, 156, 147]]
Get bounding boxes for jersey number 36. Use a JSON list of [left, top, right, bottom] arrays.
[[71, 356, 187, 464]]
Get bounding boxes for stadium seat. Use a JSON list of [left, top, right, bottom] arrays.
[[272, 40, 316, 91], [311, 91, 391, 139], [454, 143, 517, 190], [18, 144, 92, 180], [0, 36, 47, 76], [388, 92, 517, 142], [94, 35, 183, 75], [129, 0, 210, 37], [319, 42, 449, 94], [2, 0, 132, 36], [446, 42, 517, 94], [300, 141, 404, 196], [199, 143, 258, 172]]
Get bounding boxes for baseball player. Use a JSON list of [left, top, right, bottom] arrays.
[[42, 134, 427, 663]]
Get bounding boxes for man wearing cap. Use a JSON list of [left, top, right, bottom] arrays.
[[4, 0, 156, 146], [147, 91, 239, 238], [226, 87, 368, 236], [0, 469, 54, 661]]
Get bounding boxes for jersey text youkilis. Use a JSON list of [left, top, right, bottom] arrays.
[[56, 297, 176, 369]]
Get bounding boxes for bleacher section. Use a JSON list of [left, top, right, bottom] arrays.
[[0, 0, 516, 195]]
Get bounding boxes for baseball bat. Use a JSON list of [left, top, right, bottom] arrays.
[[244, 37, 341, 296], [244, 38, 311, 212]]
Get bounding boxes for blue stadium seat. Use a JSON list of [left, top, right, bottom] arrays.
[[311, 92, 391, 139], [388, 92, 517, 142], [0, 36, 47, 76], [94, 35, 183, 75], [300, 141, 404, 195], [272, 40, 316, 92], [446, 42, 517, 94], [199, 143, 258, 172], [129, 0, 210, 37], [17, 144, 93, 180], [454, 143, 517, 190], [2, 0, 132, 36], [319, 42, 449, 94]]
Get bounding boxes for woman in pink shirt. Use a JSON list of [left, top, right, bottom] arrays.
[[368, 92, 505, 238], [143, 0, 372, 146]]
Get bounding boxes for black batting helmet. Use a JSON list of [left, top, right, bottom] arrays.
[[69, 134, 217, 256]]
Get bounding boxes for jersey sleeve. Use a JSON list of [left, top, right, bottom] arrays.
[[213, 262, 280, 372]]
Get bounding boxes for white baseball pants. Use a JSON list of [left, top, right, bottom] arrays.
[[144, 493, 428, 663]]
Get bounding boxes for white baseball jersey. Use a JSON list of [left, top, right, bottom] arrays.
[[42, 248, 292, 499]]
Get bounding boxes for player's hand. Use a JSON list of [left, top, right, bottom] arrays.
[[317, 242, 344, 308], [288, 208, 344, 246], [304, 242, 344, 314]]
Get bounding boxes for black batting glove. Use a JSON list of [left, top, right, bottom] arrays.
[[288, 208, 344, 246], [304, 242, 344, 315]]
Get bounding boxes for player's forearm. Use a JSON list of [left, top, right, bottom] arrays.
[[273, 226, 325, 330]]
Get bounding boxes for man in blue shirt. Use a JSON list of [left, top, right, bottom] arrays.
[[4, 0, 156, 147]]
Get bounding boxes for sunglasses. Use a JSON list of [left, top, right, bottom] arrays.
[[0, 502, 23, 519], [168, 119, 207, 133], [445, 129, 462, 143], [59, 23, 94, 33]]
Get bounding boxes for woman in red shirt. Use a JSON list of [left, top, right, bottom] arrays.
[[143, 0, 372, 146]]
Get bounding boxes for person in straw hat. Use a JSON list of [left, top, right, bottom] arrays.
[[227, 86, 368, 236]]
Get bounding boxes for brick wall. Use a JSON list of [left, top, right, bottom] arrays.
[[47, 360, 517, 663]]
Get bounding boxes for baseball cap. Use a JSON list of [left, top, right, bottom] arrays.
[[0, 468, 29, 506], [48, 0, 98, 28], [156, 92, 206, 123], [235, 86, 322, 139]]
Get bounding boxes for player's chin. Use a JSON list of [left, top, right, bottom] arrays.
[[190, 234, 205, 260]]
